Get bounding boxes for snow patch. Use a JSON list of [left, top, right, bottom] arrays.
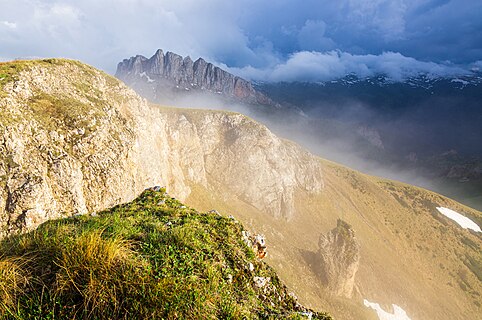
[[363, 300, 411, 320], [451, 78, 469, 85], [139, 71, 155, 83], [436, 207, 481, 232]]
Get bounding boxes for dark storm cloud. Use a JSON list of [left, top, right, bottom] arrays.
[[237, 0, 482, 63], [0, 0, 480, 81]]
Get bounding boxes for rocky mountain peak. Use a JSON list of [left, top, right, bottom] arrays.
[[116, 49, 277, 107], [183, 55, 193, 64], [147, 49, 165, 75]]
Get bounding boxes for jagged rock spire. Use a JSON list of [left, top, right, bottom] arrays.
[[317, 219, 360, 298]]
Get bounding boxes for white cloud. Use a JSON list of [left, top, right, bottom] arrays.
[[32, 3, 83, 39], [1, 21, 17, 29], [229, 50, 469, 82], [297, 20, 335, 51], [0, 0, 258, 72], [471, 61, 482, 71]]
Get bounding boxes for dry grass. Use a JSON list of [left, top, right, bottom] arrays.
[[53, 230, 146, 317], [0, 256, 30, 317]]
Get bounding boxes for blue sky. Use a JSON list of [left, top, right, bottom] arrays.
[[1, 0, 481, 81]]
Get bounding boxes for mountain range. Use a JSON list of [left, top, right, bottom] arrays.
[[1, 58, 481, 319], [116, 49, 482, 212], [116, 49, 277, 108]]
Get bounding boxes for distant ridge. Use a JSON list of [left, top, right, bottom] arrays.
[[116, 49, 276, 107]]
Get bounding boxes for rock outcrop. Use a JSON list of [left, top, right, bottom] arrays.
[[316, 219, 360, 298], [115, 49, 276, 107], [0, 59, 323, 237], [242, 230, 268, 259]]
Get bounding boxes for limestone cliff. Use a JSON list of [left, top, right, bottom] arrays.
[[115, 49, 276, 107], [0, 59, 322, 236]]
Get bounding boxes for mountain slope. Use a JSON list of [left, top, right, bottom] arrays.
[[1, 59, 481, 319]]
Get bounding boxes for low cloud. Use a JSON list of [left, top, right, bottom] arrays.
[[165, 90, 439, 193], [472, 61, 482, 71], [229, 51, 470, 82]]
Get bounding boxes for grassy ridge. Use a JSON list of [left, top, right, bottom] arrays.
[[0, 188, 331, 319]]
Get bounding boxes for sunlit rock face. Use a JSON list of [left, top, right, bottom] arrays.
[[0, 59, 323, 237]]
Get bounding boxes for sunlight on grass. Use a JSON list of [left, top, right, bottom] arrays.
[[0, 189, 332, 319]]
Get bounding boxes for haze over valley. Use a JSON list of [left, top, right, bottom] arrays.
[[117, 48, 482, 212]]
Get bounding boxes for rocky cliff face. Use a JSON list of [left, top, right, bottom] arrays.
[[317, 219, 360, 298], [0, 59, 322, 236], [115, 49, 275, 106]]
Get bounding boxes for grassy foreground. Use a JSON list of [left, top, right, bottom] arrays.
[[0, 188, 331, 319]]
